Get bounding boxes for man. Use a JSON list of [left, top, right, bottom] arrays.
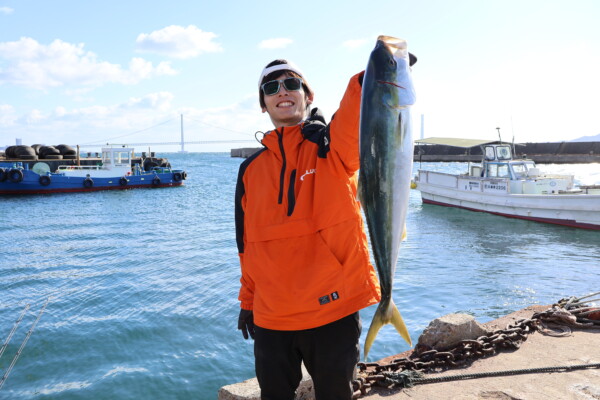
[[235, 59, 380, 399]]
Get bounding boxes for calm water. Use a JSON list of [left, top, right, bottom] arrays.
[[1, 153, 599, 399]]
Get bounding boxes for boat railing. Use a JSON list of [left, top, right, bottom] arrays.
[[57, 165, 103, 172], [418, 169, 510, 193]]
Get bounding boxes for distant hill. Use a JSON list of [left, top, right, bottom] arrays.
[[571, 134, 600, 142]]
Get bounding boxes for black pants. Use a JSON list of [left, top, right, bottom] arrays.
[[254, 312, 361, 400]]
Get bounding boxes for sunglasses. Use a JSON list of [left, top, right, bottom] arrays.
[[261, 77, 304, 96]]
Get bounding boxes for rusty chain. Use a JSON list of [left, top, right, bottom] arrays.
[[352, 294, 600, 398]]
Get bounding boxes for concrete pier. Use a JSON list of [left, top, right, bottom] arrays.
[[218, 306, 600, 399]]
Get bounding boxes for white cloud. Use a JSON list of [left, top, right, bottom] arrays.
[[25, 109, 46, 124], [0, 37, 177, 90], [342, 39, 368, 49], [0, 6, 13, 14], [0, 104, 17, 125], [258, 38, 293, 50], [0, 94, 265, 151], [135, 25, 222, 59], [122, 92, 174, 112]]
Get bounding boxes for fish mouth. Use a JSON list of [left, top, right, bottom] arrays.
[[377, 35, 408, 58]]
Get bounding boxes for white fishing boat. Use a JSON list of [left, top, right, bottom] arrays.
[[413, 138, 600, 230]]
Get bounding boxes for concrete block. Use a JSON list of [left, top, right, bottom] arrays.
[[416, 313, 491, 352], [218, 363, 315, 400]]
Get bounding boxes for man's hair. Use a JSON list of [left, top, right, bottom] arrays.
[[259, 59, 313, 109]]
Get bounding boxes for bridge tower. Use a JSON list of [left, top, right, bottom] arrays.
[[179, 114, 188, 153]]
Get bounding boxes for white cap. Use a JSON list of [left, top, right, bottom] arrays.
[[258, 62, 305, 89]]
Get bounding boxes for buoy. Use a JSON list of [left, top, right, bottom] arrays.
[[39, 175, 51, 186], [83, 178, 94, 188], [8, 169, 24, 183]]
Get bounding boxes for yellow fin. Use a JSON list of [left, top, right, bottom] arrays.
[[363, 299, 412, 360], [401, 223, 408, 241]]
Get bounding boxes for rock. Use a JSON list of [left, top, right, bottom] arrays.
[[218, 363, 315, 400], [416, 313, 492, 353], [218, 377, 261, 400]]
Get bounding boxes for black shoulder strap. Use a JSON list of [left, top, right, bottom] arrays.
[[301, 108, 330, 158]]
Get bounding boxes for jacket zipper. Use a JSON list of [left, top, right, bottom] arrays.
[[287, 169, 297, 216], [276, 128, 286, 204]]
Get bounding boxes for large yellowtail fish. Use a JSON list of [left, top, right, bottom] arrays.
[[359, 35, 416, 359]]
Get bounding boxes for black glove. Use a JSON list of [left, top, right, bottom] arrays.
[[238, 309, 255, 340]]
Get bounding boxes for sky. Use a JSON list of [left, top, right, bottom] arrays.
[[1, 0, 599, 152]]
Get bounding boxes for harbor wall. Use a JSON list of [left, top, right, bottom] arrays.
[[231, 141, 600, 163]]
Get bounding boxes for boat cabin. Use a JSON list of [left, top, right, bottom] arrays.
[[477, 144, 537, 180], [57, 147, 134, 178], [100, 147, 134, 170]]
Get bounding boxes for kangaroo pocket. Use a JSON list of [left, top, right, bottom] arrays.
[[247, 231, 347, 321]]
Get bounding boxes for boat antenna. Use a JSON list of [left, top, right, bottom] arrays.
[[496, 127, 502, 143], [510, 115, 516, 156]]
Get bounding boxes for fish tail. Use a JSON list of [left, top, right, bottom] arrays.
[[363, 299, 412, 360]]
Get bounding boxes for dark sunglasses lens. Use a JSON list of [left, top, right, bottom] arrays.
[[263, 81, 280, 95], [283, 78, 302, 91]]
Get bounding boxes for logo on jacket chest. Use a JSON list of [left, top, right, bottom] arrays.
[[300, 169, 316, 181]]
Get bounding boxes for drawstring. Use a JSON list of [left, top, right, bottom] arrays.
[[254, 131, 265, 144]]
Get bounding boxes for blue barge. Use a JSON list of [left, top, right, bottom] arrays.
[[0, 146, 187, 195]]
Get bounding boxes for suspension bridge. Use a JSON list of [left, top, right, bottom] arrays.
[[70, 114, 259, 152]]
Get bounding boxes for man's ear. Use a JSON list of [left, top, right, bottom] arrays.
[[306, 93, 314, 105]]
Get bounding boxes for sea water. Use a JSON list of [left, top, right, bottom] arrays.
[[1, 153, 599, 399]]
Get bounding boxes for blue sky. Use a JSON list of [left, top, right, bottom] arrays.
[[1, 0, 599, 152]]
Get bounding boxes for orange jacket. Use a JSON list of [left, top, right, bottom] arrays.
[[235, 72, 381, 330]]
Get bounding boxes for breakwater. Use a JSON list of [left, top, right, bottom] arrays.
[[232, 141, 600, 163], [414, 141, 600, 163]]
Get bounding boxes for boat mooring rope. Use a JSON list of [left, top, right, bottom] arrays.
[[382, 362, 600, 388]]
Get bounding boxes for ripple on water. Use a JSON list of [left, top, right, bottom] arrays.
[[1, 156, 599, 397]]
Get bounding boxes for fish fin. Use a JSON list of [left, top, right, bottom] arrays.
[[401, 223, 408, 241], [390, 300, 412, 347], [363, 299, 412, 360]]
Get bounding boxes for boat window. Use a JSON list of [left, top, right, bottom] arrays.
[[497, 164, 510, 178], [524, 161, 536, 170], [102, 152, 111, 165], [486, 163, 510, 178], [115, 151, 130, 165], [512, 163, 527, 178], [485, 146, 496, 160], [497, 146, 512, 160], [486, 163, 498, 177]]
